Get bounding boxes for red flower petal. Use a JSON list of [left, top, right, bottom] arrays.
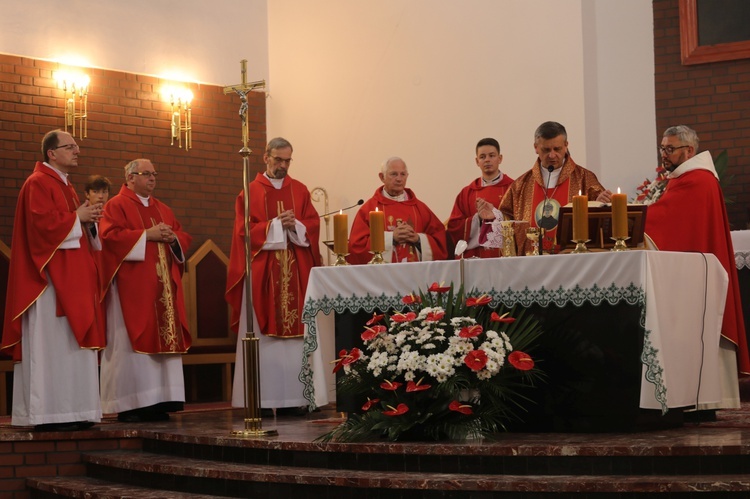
[[508, 351, 534, 371], [391, 312, 417, 323], [361, 325, 386, 341], [331, 348, 361, 373], [428, 282, 451, 293], [466, 295, 492, 307], [366, 313, 384, 326], [458, 324, 483, 338], [380, 380, 403, 391], [490, 311, 516, 324], [405, 380, 432, 392], [402, 293, 421, 305], [383, 403, 409, 416], [425, 311, 445, 322], [464, 350, 488, 371], [449, 400, 474, 415], [362, 398, 380, 411]]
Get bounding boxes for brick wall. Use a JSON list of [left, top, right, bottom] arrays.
[[0, 435, 142, 498], [654, 0, 750, 229], [0, 53, 266, 256]]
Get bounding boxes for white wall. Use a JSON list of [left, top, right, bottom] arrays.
[[267, 0, 657, 228], [1, 0, 656, 224]]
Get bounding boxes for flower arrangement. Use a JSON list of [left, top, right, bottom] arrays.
[[318, 282, 544, 442], [634, 164, 669, 205]]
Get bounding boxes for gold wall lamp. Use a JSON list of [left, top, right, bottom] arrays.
[[54, 70, 90, 138], [162, 85, 193, 150]]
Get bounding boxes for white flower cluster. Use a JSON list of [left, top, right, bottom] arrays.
[[364, 306, 513, 384]]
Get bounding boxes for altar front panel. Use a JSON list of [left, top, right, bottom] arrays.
[[301, 251, 730, 422]]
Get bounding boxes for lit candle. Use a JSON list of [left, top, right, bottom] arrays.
[[611, 187, 628, 239], [333, 210, 348, 254], [572, 191, 588, 241], [369, 207, 385, 253]]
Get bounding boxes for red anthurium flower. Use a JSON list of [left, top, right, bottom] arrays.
[[449, 400, 474, 415], [402, 293, 421, 305], [466, 294, 492, 307], [380, 380, 403, 391], [366, 313, 385, 326], [331, 348, 362, 373], [406, 378, 432, 392], [392, 312, 417, 323], [464, 349, 488, 371], [362, 398, 380, 411], [491, 311, 516, 323], [459, 324, 483, 338], [425, 310, 445, 322], [428, 282, 451, 293], [383, 403, 409, 416], [508, 351, 535, 371], [361, 325, 386, 341]]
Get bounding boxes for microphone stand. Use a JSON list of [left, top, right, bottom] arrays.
[[540, 165, 555, 255]]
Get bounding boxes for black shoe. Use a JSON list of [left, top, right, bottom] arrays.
[[260, 408, 274, 418], [684, 409, 717, 423], [34, 421, 95, 432], [117, 410, 170, 422], [275, 406, 309, 417]]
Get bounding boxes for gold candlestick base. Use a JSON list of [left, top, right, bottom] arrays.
[[333, 253, 349, 266], [571, 239, 590, 254], [611, 236, 630, 252], [368, 251, 385, 264]]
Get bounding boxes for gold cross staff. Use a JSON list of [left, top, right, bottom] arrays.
[[222, 59, 266, 150]]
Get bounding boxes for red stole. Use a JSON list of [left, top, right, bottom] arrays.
[[384, 203, 424, 263]]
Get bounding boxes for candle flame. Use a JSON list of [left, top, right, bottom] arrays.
[[339, 209, 343, 215], [578, 190, 581, 196], [375, 207, 379, 212], [617, 187, 621, 194]]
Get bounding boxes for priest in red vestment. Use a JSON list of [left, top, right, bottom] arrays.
[[99, 159, 192, 422], [2, 130, 105, 430], [500, 121, 611, 255], [645, 125, 749, 388], [348, 157, 448, 264], [447, 138, 514, 258], [226, 137, 321, 413]]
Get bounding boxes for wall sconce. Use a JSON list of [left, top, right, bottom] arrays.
[[54, 70, 90, 138], [162, 86, 193, 150]]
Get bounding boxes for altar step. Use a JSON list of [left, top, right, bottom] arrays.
[[25, 432, 750, 498]]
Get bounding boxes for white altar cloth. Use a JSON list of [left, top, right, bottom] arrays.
[[301, 251, 731, 414]]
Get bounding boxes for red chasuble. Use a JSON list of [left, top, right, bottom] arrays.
[[99, 185, 192, 354], [225, 174, 321, 337], [447, 175, 514, 258], [348, 188, 448, 265], [645, 160, 750, 374], [2, 162, 105, 360]]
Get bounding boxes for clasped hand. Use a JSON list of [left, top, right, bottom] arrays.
[[392, 221, 418, 244], [277, 209, 297, 229], [475, 198, 496, 222], [77, 201, 103, 223], [146, 222, 176, 244]]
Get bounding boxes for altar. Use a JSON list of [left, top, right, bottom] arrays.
[[300, 251, 734, 431]]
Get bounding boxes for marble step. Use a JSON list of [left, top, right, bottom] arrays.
[[83, 450, 750, 495], [27, 475, 234, 498]]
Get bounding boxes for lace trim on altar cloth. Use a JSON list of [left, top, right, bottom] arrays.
[[300, 283, 658, 410], [735, 251, 750, 270]]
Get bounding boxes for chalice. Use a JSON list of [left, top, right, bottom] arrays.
[[525, 227, 540, 256]]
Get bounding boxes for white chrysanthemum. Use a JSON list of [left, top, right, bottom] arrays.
[[423, 343, 436, 350]]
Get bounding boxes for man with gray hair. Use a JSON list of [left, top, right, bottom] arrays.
[[99, 158, 192, 422], [645, 125, 749, 411], [348, 156, 447, 264]]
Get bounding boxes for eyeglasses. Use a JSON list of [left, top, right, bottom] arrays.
[[132, 171, 159, 178], [658, 145, 689, 155], [269, 156, 293, 166], [52, 143, 79, 151]]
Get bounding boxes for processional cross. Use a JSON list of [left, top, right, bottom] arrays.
[[223, 60, 271, 436]]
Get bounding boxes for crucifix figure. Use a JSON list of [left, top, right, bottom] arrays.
[[223, 59, 266, 151]]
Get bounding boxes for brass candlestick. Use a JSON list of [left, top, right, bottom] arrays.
[[368, 251, 385, 264], [334, 253, 350, 265], [571, 239, 590, 254], [611, 236, 630, 252]]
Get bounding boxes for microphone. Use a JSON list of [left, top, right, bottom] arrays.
[[540, 165, 555, 254], [320, 199, 364, 218]]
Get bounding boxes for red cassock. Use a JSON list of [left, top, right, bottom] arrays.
[[645, 167, 750, 375], [225, 173, 321, 338], [99, 185, 192, 354], [447, 176, 514, 258], [348, 188, 448, 265], [2, 162, 105, 360]]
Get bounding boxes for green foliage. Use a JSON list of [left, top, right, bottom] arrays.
[[714, 149, 735, 204]]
